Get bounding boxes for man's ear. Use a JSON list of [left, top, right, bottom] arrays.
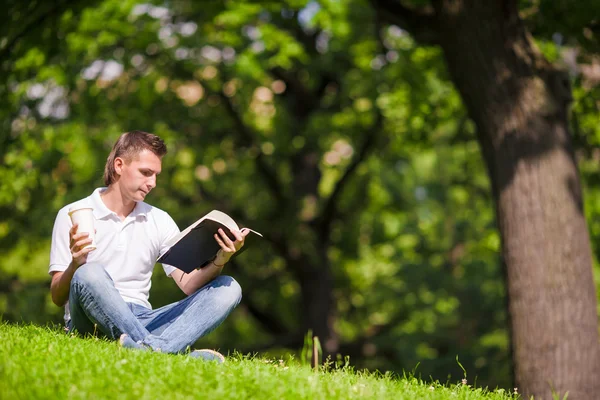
[[114, 157, 124, 176]]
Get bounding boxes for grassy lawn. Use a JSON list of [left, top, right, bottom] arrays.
[[0, 323, 518, 399]]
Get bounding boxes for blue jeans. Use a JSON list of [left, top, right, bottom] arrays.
[[67, 263, 242, 353]]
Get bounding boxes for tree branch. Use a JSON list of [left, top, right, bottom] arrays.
[[220, 93, 287, 206], [200, 79, 288, 208], [369, 0, 439, 45], [269, 67, 320, 120], [318, 111, 383, 241]]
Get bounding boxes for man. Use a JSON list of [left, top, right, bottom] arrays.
[[49, 130, 247, 362]]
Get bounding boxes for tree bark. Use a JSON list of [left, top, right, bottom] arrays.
[[431, 1, 600, 398]]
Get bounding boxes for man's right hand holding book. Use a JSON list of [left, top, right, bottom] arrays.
[[212, 228, 250, 268]]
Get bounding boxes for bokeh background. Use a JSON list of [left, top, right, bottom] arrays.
[[1, 0, 599, 391]]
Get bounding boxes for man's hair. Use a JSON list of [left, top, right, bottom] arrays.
[[103, 130, 167, 186]]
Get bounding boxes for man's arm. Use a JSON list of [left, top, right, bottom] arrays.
[[170, 228, 248, 296], [50, 226, 94, 306], [50, 264, 77, 307], [170, 262, 225, 296]]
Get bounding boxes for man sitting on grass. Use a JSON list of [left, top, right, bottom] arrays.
[[49, 130, 248, 362]]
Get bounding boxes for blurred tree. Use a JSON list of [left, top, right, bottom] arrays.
[[0, 0, 599, 394], [371, 0, 600, 398]]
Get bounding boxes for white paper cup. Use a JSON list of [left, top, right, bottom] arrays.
[[68, 206, 96, 250]]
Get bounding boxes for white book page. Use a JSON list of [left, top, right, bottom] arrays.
[[240, 228, 263, 237], [203, 210, 262, 236], [203, 210, 240, 231]]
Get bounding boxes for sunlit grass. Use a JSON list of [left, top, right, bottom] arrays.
[[0, 323, 518, 399]]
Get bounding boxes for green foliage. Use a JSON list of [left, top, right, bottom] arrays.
[[1, 0, 599, 393], [523, 0, 600, 52], [0, 323, 519, 400]]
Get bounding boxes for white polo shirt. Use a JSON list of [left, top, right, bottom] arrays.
[[49, 188, 180, 322]]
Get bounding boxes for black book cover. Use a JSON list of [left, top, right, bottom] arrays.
[[157, 219, 254, 273]]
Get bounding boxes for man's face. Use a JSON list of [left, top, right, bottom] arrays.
[[115, 149, 162, 202]]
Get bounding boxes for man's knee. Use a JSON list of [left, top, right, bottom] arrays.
[[71, 263, 110, 289], [213, 275, 242, 307]]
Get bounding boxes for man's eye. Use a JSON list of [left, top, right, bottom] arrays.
[[142, 170, 152, 176]]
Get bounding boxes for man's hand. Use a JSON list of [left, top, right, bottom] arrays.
[[171, 228, 249, 296], [213, 228, 249, 267], [69, 223, 95, 268]]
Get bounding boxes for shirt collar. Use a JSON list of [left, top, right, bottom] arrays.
[[90, 187, 149, 220], [130, 201, 150, 220]]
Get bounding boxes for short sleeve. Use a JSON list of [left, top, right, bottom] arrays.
[[49, 207, 73, 274], [158, 211, 181, 277]]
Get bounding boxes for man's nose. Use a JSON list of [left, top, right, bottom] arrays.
[[148, 175, 156, 189]]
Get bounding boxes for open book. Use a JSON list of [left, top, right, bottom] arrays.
[[157, 210, 262, 273]]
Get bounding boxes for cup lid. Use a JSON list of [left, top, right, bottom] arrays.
[[68, 206, 94, 215]]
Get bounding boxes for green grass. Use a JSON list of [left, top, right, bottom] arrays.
[[0, 323, 518, 399]]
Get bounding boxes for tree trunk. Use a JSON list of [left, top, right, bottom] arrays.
[[290, 149, 337, 353], [291, 255, 336, 350], [433, 1, 600, 398]]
